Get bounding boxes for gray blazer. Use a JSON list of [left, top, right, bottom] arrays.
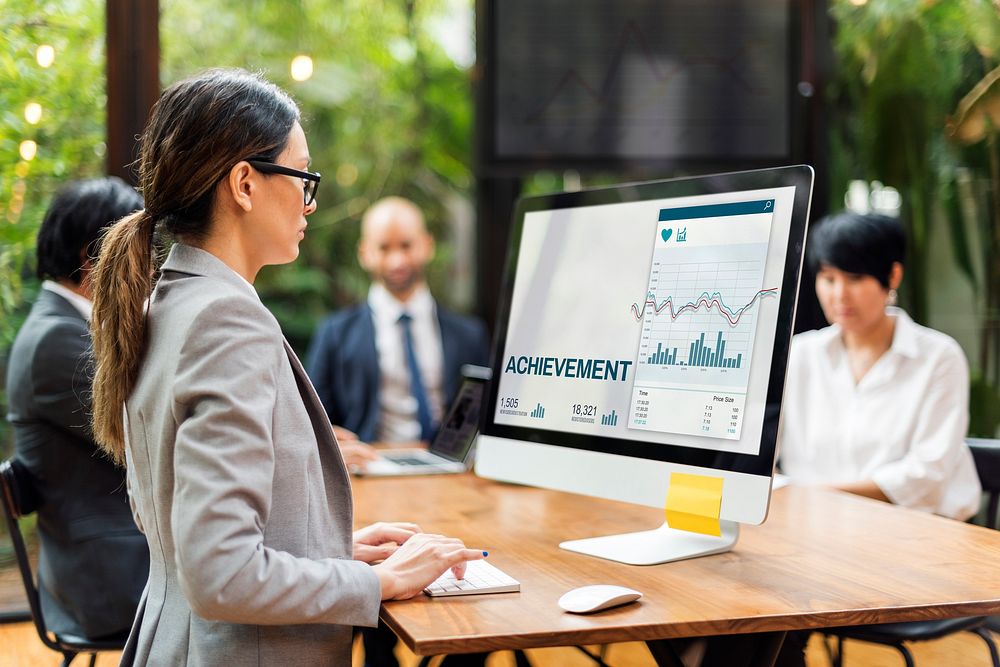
[[121, 244, 380, 666], [6, 288, 147, 639]]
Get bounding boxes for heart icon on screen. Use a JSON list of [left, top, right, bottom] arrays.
[[661, 228, 673, 242]]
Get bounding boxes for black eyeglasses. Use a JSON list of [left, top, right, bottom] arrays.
[[246, 159, 321, 207]]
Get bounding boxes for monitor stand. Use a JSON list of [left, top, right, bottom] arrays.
[[559, 520, 739, 565]]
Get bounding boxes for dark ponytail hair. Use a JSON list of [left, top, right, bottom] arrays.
[[90, 69, 300, 463]]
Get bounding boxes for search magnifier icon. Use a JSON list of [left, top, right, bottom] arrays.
[[764, 200, 773, 211]]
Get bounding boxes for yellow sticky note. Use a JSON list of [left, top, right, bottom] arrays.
[[665, 472, 724, 536]]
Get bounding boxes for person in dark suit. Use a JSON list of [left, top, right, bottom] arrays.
[[307, 196, 489, 447], [5, 177, 149, 640], [306, 197, 490, 667]]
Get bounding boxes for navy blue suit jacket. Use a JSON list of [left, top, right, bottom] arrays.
[[305, 302, 490, 442]]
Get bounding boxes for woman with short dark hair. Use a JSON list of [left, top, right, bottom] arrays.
[[779, 211, 980, 519], [89, 69, 483, 666]]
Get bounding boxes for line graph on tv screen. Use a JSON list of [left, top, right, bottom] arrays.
[[494, 0, 790, 160]]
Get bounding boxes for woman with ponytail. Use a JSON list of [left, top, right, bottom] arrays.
[[90, 69, 483, 666]]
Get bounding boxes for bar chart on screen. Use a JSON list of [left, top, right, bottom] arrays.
[[627, 200, 776, 440], [635, 255, 771, 385], [633, 271, 777, 390]]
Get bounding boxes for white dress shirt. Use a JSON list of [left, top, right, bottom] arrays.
[[779, 308, 981, 520], [368, 283, 445, 442], [42, 280, 93, 320]]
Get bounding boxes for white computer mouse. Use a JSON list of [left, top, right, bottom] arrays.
[[557, 584, 643, 614]]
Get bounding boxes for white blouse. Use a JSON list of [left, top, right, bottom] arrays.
[[779, 308, 981, 520]]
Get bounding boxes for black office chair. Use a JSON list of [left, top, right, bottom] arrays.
[[969, 438, 1000, 530], [969, 438, 1000, 637], [822, 438, 1000, 667], [0, 458, 126, 666]]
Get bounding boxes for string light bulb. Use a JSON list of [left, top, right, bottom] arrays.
[[36, 45, 55, 68], [290, 55, 314, 81], [19, 140, 38, 161], [24, 102, 42, 125]]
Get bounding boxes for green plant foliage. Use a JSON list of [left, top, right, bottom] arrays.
[[160, 0, 476, 353], [971, 372, 1000, 438], [0, 0, 475, 454], [827, 0, 999, 323], [0, 0, 107, 456], [0, 0, 106, 346], [827, 0, 1000, 434]]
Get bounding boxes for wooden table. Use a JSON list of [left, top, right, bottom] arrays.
[[353, 474, 1000, 663]]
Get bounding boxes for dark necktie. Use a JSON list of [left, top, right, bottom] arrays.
[[398, 312, 433, 441]]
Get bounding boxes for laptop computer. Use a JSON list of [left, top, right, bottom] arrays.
[[357, 374, 487, 477]]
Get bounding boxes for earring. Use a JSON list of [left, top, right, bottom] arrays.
[[887, 288, 898, 307]]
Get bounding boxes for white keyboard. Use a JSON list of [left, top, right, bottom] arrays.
[[423, 559, 520, 597]]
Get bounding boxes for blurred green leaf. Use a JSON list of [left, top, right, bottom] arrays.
[[828, 0, 1000, 432], [0, 0, 476, 451]]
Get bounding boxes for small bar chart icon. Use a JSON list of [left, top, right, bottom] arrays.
[[600, 410, 618, 426], [530, 403, 545, 419]]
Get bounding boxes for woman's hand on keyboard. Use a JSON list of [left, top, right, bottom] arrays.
[[353, 521, 421, 563], [373, 533, 486, 600]]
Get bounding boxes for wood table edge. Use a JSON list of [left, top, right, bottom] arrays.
[[381, 599, 1000, 656]]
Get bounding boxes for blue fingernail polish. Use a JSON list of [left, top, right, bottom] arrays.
[[482, 551, 489, 557]]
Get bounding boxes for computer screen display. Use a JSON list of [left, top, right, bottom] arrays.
[[433, 377, 485, 462], [482, 167, 812, 482]]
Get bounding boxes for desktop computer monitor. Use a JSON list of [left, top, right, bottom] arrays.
[[476, 166, 813, 564]]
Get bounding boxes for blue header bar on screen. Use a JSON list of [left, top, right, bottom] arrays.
[[658, 199, 775, 222]]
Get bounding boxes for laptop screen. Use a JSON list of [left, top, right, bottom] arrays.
[[430, 377, 486, 462]]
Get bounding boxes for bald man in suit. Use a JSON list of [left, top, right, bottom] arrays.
[[307, 197, 489, 447]]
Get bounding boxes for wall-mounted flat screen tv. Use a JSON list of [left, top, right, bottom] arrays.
[[479, 0, 800, 171]]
